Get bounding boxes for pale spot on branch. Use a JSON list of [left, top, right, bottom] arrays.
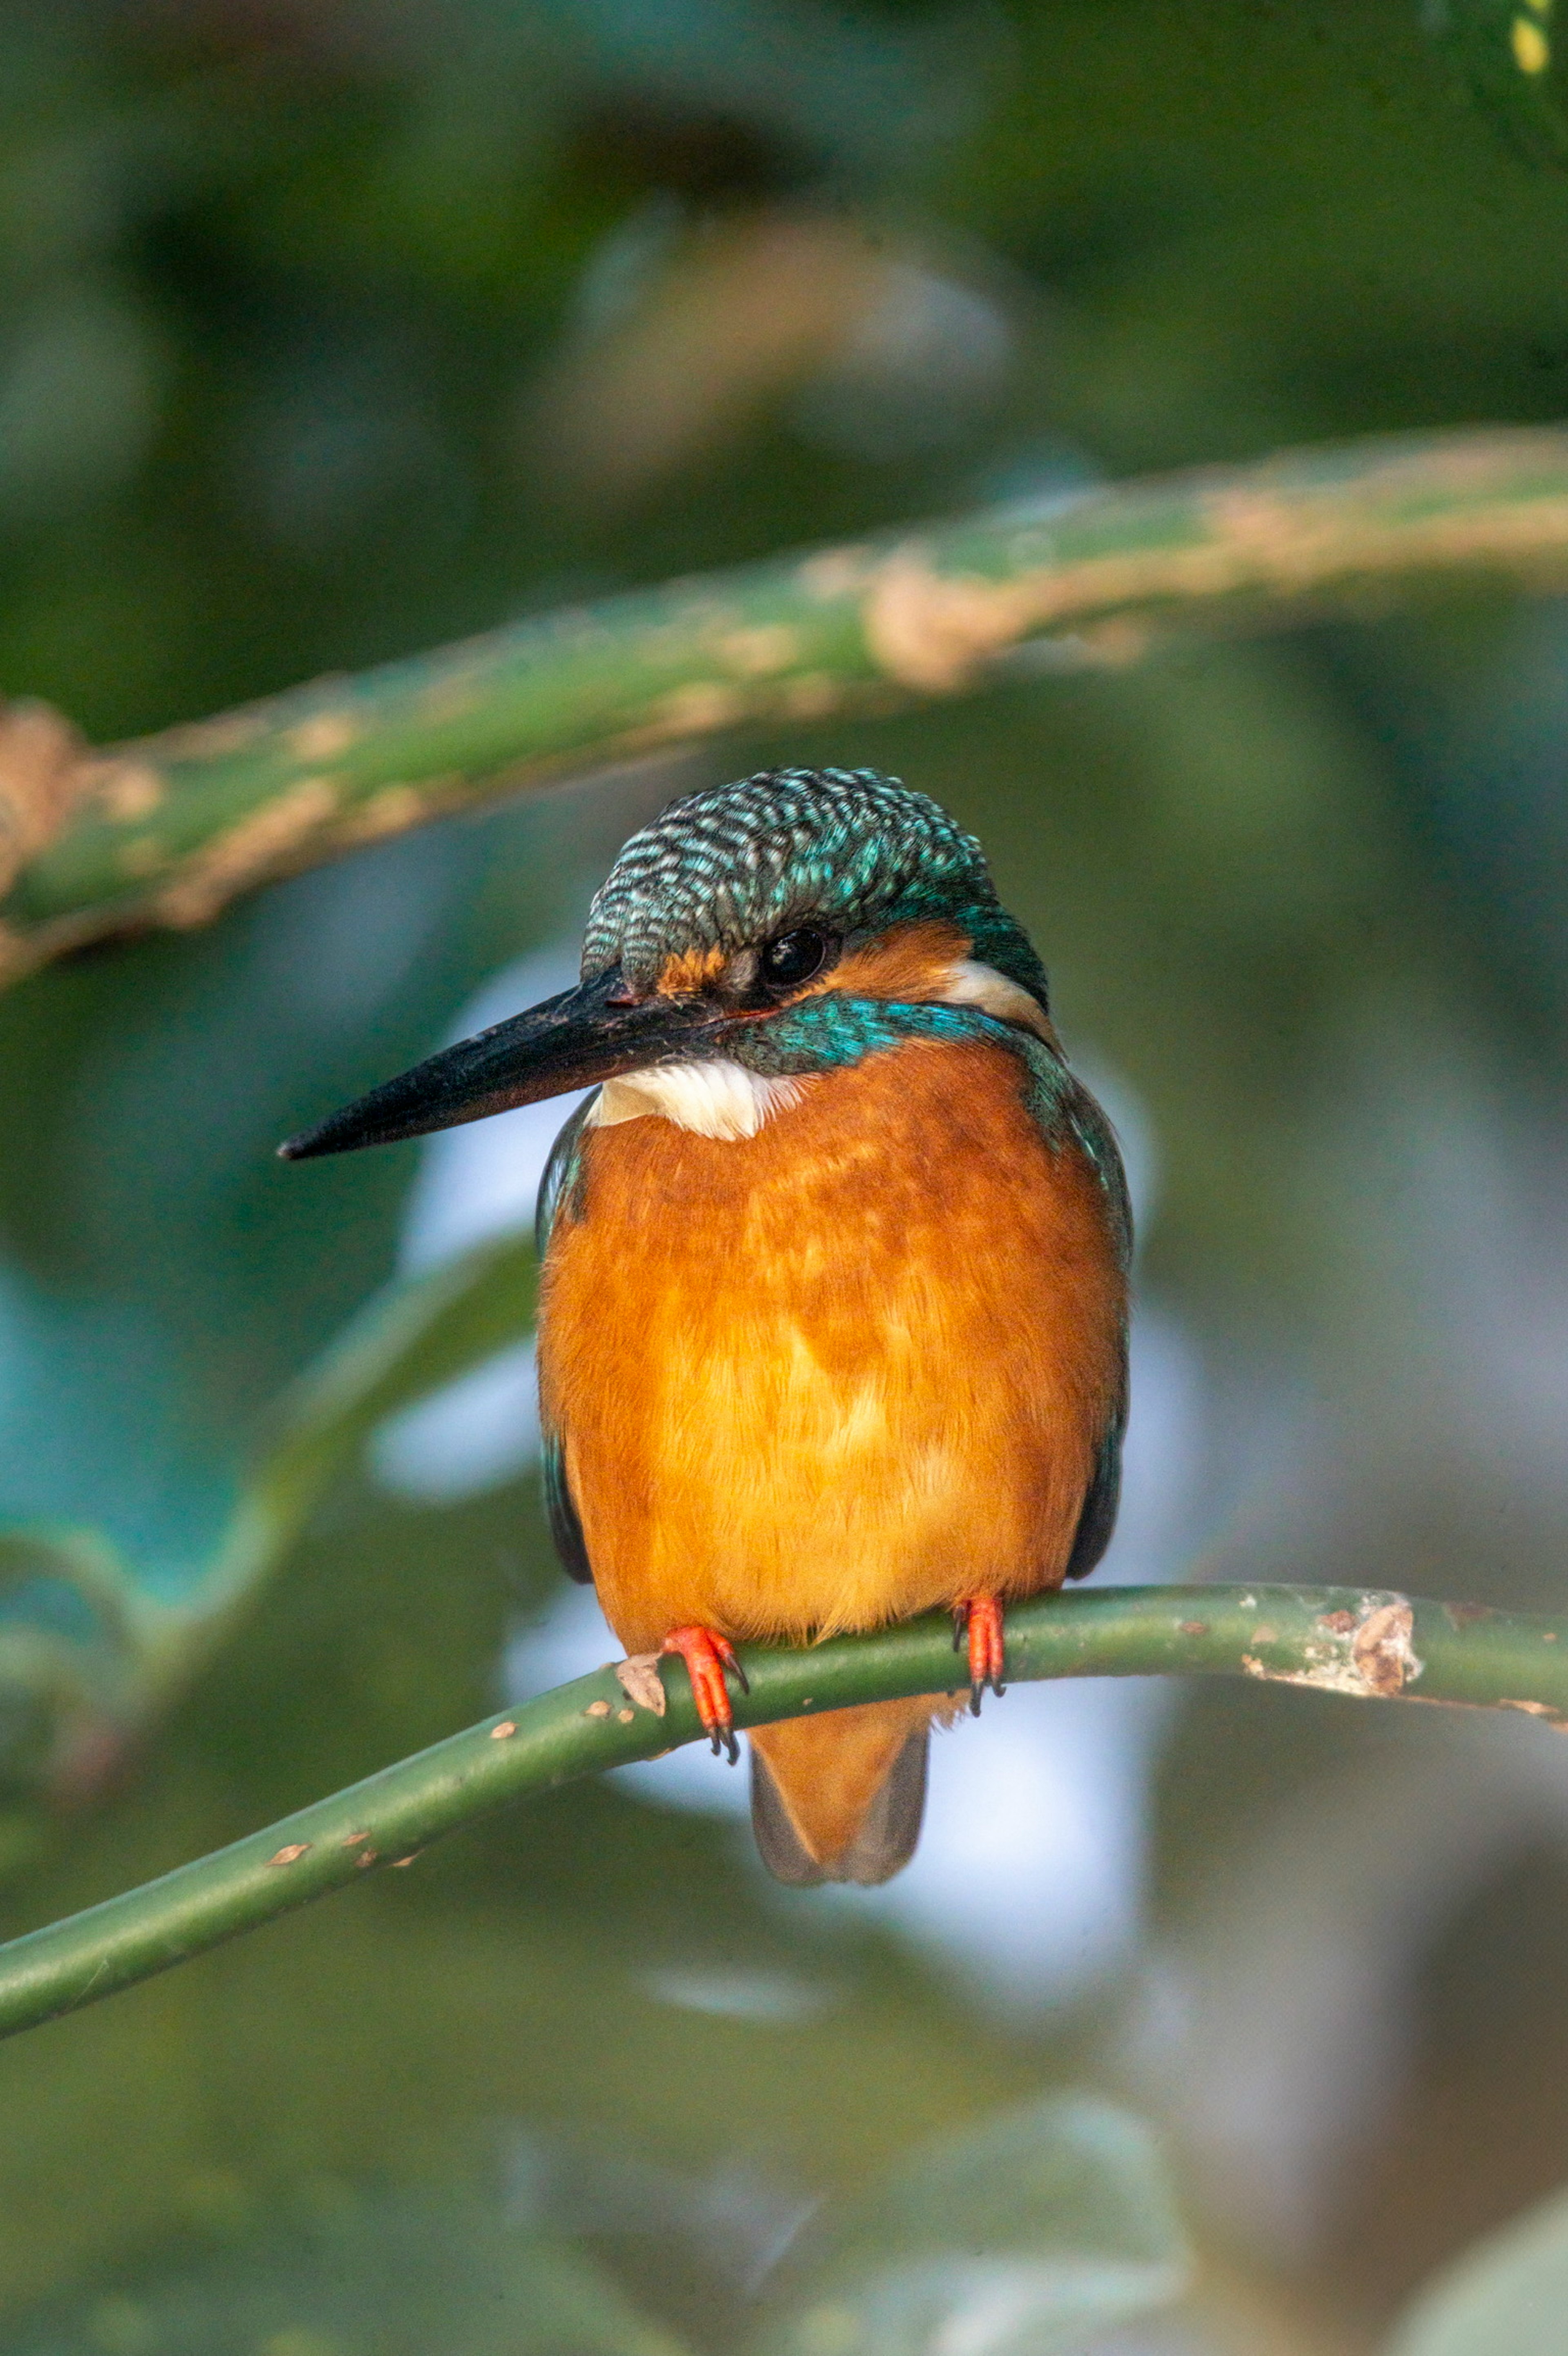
[[1352, 1601, 1423, 1697], [1242, 1594, 1423, 1699], [0, 699, 96, 895], [653, 682, 747, 737], [616, 1656, 667, 1716], [715, 625, 800, 677], [90, 760, 165, 822], [153, 776, 340, 929], [287, 711, 360, 764]]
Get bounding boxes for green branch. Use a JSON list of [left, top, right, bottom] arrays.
[[0, 1582, 1564, 2042], [8, 424, 1568, 981]]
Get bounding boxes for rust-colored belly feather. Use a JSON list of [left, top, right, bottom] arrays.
[[538, 1036, 1125, 1657]]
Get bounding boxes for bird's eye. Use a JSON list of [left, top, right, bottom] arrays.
[[759, 927, 831, 991]]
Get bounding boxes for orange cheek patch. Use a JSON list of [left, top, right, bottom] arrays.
[[656, 946, 727, 996], [813, 919, 972, 1002]]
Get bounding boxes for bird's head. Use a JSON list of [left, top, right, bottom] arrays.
[[280, 767, 1053, 1158]]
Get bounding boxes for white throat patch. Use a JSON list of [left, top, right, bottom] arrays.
[[589, 1060, 805, 1142]]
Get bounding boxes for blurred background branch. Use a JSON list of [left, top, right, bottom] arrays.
[[8, 423, 1568, 983], [0, 1581, 1564, 2046]]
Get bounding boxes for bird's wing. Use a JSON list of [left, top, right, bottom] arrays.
[[542, 1428, 593, 1585], [1016, 1045, 1133, 1583], [1063, 1382, 1127, 1580], [535, 1094, 598, 1585], [1064, 1070, 1131, 1580]]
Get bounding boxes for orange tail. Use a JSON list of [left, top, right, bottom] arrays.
[[748, 1696, 945, 1885]]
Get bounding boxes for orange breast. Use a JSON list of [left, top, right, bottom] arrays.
[[537, 1037, 1125, 1655]]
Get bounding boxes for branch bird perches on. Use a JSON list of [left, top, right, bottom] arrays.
[[0, 1583, 1563, 2044]]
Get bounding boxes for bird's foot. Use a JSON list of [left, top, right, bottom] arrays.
[[659, 1626, 749, 1763], [953, 1596, 1007, 1715]]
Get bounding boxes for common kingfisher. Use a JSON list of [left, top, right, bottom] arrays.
[[283, 768, 1131, 1885]]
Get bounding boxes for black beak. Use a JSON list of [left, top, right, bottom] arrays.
[[278, 966, 725, 1160]]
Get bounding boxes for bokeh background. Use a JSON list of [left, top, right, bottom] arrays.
[[5, 0, 1568, 2347]]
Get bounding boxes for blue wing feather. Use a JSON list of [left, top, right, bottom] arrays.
[[543, 1428, 593, 1585], [536, 1095, 598, 1586], [1063, 1373, 1127, 1580], [535, 1093, 596, 1256], [1013, 1038, 1133, 1582], [1064, 1069, 1130, 1578]]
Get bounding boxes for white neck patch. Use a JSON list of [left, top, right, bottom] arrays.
[[589, 1060, 805, 1142], [935, 958, 1054, 1040]]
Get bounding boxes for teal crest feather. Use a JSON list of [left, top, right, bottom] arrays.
[[579, 766, 1048, 1008]]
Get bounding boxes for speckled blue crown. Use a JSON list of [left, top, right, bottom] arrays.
[[580, 766, 1003, 990]]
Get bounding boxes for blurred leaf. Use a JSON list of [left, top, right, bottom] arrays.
[[0, 283, 165, 521], [0, 1522, 155, 1857], [751, 2095, 1190, 2356], [0, 1227, 537, 1810], [1386, 2184, 1568, 2355], [1423, 0, 1568, 167], [0, 2185, 690, 2356], [225, 1224, 537, 1597]]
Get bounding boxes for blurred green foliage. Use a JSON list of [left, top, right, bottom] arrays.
[[0, 2099, 1187, 2356], [1386, 2185, 1568, 2353], [751, 2097, 1189, 2356], [0, 1223, 538, 1858], [3, 2190, 693, 2356], [1426, 0, 1568, 167]]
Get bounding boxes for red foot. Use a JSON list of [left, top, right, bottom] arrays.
[[660, 1626, 749, 1763], [953, 1597, 1007, 1715]]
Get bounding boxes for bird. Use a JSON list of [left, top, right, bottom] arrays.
[[281, 766, 1131, 1886]]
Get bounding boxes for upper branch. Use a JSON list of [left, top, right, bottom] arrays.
[[7, 425, 1568, 983]]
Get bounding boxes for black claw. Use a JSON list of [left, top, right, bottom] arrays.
[[730, 1658, 751, 1697], [952, 1607, 968, 1654], [969, 1683, 984, 1718], [724, 1728, 739, 1766]]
